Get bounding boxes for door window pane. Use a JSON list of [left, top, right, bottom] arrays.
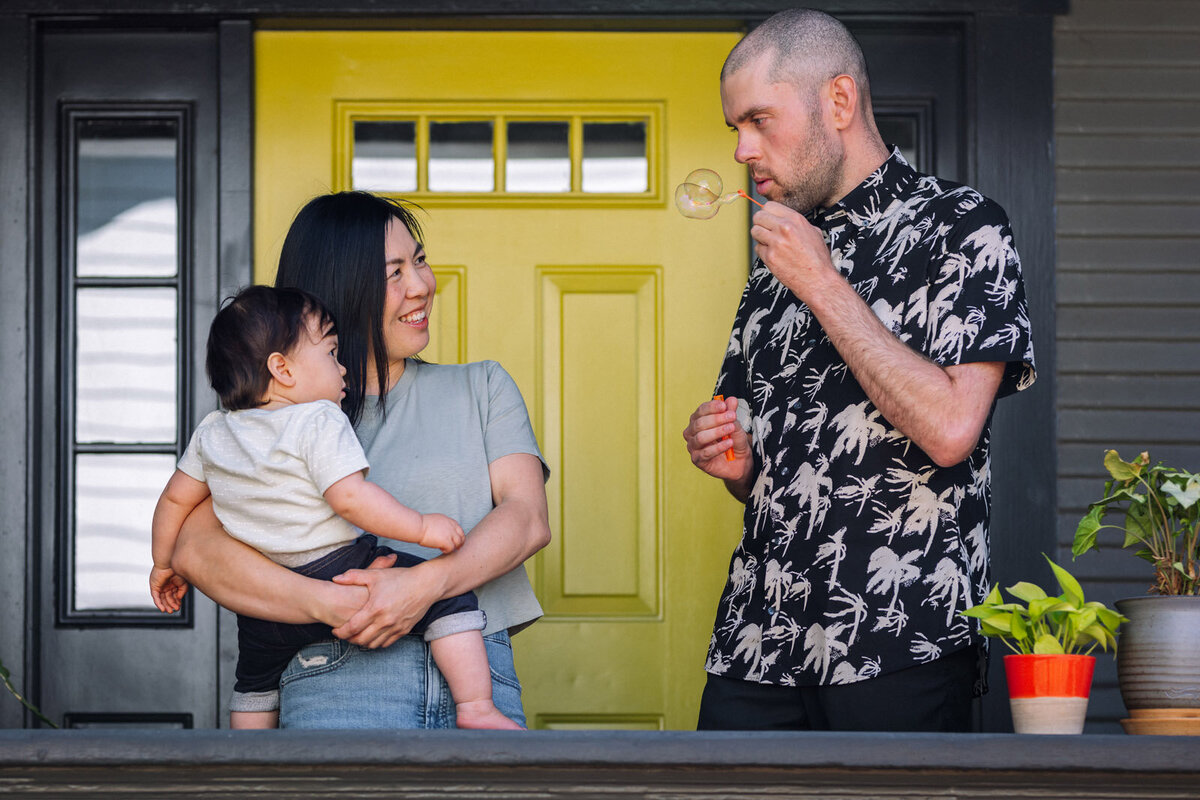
[[74, 453, 176, 611], [582, 121, 647, 193], [876, 115, 920, 171], [76, 119, 178, 277], [353, 120, 417, 192], [506, 121, 570, 193], [429, 121, 494, 192], [76, 287, 178, 443]]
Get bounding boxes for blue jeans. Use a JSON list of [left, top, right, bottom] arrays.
[[278, 630, 526, 729]]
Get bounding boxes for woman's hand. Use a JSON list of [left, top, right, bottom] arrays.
[[330, 561, 444, 649]]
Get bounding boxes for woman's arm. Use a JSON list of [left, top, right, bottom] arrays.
[[330, 452, 551, 649], [171, 498, 376, 626]]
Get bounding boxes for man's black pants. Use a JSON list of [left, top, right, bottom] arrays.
[[696, 647, 977, 732]]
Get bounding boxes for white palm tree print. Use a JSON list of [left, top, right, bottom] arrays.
[[814, 527, 848, 592], [829, 401, 887, 465]]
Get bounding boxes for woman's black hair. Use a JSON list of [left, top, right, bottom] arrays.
[[207, 285, 337, 411], [274, 191, 424, 426]]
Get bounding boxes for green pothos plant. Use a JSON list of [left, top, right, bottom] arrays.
[[0, 655, 58, 727], [1072, 449, 1200, 595], [962, 555, 1125, 656]]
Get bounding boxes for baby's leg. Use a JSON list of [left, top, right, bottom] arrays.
[[230, 709, 279, 729], [429, 631, 523, 730]]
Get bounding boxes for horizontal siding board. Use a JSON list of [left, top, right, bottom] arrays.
[[1056, 0, 1200, 31], [1057, 100, 1200, 133], [1058, 341, 1200, 374], [1056, 236, 1200, 270], [1057, 309, 1200, 342], [1057, 201, 1200, 237], [1056, 31, 1200, 65], [1057, 167, 1200, 203], [1058, 374, 1200, 409], [1057, 134, 1200, 168], [1057, 407, 1200, 442], [1057, 271, 1200, 304], [1058, 442, 1200, 475], [1057, 66, 1200, 99]]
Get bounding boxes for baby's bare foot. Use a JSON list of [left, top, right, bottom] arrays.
[[456, 699, 524, 730]]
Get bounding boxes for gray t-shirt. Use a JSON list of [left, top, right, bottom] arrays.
[[355, 359, 548, 634]]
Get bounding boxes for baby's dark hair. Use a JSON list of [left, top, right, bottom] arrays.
[[206, 285, 338, 410]]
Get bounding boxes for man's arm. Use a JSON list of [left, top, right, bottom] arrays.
[[751, 201, 1004, 467], [330, 452, 551, 649]]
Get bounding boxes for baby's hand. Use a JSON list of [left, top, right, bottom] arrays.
[[149, 566, 190, 614], [418, 513, 465, 553]]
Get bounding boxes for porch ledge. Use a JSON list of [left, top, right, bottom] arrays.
[[2, 730, 1198, 798]]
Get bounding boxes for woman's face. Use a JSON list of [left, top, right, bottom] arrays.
[[379, 218, 437, 369]]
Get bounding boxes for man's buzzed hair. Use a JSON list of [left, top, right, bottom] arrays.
[[722, 8, 872, 103]]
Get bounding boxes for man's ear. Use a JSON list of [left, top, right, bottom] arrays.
[[266, 352, 296, 387], [828, 74, 859, 131]]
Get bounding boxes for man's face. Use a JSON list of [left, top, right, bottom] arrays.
[[720, 53, 844, 214]]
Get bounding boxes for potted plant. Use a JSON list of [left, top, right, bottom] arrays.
[[963, 555, 1124, 734], [1072, 449, 1200, 734]]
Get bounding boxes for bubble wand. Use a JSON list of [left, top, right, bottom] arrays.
[[674, 168, 764, 219]]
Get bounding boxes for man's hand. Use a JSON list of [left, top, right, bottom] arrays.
[[683, 396, 753, 482], [750, 201, 838, 303], [418, 513, 465, 554]]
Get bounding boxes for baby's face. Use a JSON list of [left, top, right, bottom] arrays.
[[286, 314, 347, 406]]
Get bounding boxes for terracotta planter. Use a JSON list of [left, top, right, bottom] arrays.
[[1115, 596, 1200, 735], [1004, 654, 1095, 734]]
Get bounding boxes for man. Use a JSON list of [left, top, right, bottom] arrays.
[[682, 9, 1036, 731]]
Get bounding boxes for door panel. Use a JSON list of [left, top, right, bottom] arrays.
[[255, 31, 746, 729], [37, 31, 223, 727]]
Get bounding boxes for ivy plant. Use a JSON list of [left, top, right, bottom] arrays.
[[962, 556, 1125, 656]]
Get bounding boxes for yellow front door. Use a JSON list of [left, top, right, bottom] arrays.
[[255, 29, 746, 729]]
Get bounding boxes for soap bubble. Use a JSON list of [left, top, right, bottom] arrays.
[[674, 168, 761, 220]]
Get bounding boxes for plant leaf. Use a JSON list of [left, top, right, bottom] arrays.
[[1072, 506, 1103, 556], [1104, 449, 1145, 481], [1033, 634, 1064, 655], [1006, 581, 1048, 603], [1047, 556, 1086, 607], [1163, 477, 1200, 510]]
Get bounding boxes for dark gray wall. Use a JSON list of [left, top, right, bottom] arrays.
[[1054, 0, 1200, 733]]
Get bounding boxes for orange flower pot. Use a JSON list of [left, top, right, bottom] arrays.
[[1004, 654, 1095, 734]]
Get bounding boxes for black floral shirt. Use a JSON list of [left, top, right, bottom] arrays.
[[707, 150, 1036, 689]]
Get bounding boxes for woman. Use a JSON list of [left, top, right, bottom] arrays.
[[172, 191, 551, 728]]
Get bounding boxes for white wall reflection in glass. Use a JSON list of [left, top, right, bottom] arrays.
[[76, 287, 177, 443], [353, 120, 417, 192], [506, 121, 570, 193], [76, 126, 177, 277], [582, 121, 647, 193], [429, 121, 494, 192], [74, 453, 176, 611]]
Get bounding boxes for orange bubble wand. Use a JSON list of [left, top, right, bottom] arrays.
[[676, 169, 764, 219], [713, 395, 737, 461]]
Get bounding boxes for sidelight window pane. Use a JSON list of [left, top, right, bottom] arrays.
[[506, 121, 570, 193], [429, 121, 494, 192], [76, 119, 178, 278], [353, 120, 417, 192], [582, 121, 647, 193], [76, 287, 177, 443], [74, 453, 176, 611]]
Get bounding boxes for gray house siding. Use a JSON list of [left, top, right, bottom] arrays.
[[1055, 0, 1200, 732]]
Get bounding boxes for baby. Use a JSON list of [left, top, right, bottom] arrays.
[[149, 285, 520, 730]]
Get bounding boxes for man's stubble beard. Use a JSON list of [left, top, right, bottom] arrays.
[[780, 108, 844, 216]]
